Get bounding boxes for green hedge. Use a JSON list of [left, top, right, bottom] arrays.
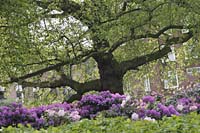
[[2, 112, 200, 133]]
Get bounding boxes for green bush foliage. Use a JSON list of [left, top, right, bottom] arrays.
[[2, 112, 200, 133], [0, 99, 16, 107]]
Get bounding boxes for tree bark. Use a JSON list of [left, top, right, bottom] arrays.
[[93, 53, 124, 94]]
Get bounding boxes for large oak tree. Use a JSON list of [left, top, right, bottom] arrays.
[[0, 0, 199, 101]]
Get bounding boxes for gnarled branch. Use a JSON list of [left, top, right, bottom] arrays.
[[21, 74, 101, 102], [4, 49, 104, 85], [120, 31, 193, 74]]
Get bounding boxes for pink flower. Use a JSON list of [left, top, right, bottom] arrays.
[[70, 111, 79, 116], [189, 105, 197, 111], [69, 111, 81, 121]]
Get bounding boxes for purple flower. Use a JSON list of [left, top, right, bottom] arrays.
[[157, 103, 171, 116], [168, 105, 179, 115], [178, 98, 191, 105], [137, 108, 146, 118], [48, 119, 54, 126], [142, 96, 155, 103], [146, 109, 161, 119]]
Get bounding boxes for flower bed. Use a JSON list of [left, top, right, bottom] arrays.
[[0, 87, 200, 129]]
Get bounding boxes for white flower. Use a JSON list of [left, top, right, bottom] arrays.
[[57, 109, 66, 117], [144, 117, 156, 122], [121, 100, 126, 107], [131, 113, 139, 120], [46, 109, 56, 117], [189, 105, 197, 111], [121, 95, 132, 107], [126, 95, 131, 101], [177, 104, 184, 111]]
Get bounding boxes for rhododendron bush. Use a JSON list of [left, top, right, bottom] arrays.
[[0, 87, 200, 129]]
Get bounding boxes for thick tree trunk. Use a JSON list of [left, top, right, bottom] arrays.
[[100, 75, 123, 94], [93, 53, 124, 94]]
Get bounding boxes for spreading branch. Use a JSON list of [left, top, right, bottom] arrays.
[[2, 48, 107, 85], [120, 31, 193, 74], [109, 25, 187, 53], [21, 74, 101, 101], [9, 62, 68, 83], [21, 74, 79, 90]]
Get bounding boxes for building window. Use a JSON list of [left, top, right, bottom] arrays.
[[15, 83, 24, 102], [186, 67, 200, 75], [167, 46, 176, 61], [164, 71, 179, 89], [144, 75, 151, 92]]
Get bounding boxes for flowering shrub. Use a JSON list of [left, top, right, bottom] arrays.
[[77, 91, 125, 118], [165, 87, 200, 115], [0, 91, 125, 129], [102, 90, 200, 121], [44, 109, 81, 127], [0, 89, 200, 129], [0, 102, 74, 129], [166, 87, 200, 105], [0, 103, 44, 129]]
